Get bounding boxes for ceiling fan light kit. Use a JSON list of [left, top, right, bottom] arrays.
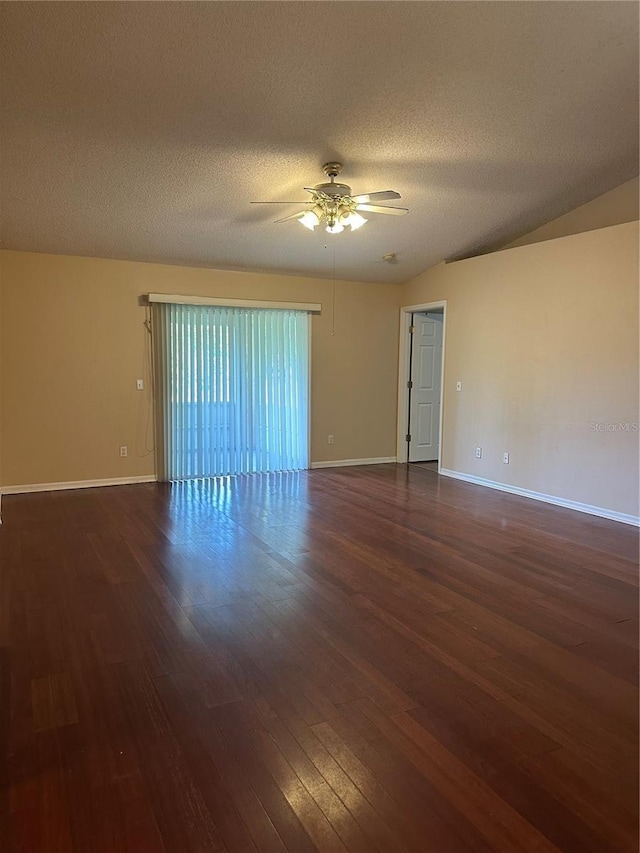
[[252, 162, 408, 234]]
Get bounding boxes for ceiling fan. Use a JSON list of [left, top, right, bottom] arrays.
[[251, 162, 408, 234]]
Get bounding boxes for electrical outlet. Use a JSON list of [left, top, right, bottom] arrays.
[[136, 379, 144, 390], [328, 434, 334, 445], [475, 446, 482, 459], [120, 446, 128, 457], [456, 381, 462, 392], [503, 452, 510, 464]]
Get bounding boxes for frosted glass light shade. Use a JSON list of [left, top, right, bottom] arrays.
[[348, 212, 367, 231], [298, 210, 320, 231]]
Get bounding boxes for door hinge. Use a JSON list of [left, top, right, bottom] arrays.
[[407, 380, 413, 389], [409, 325, 415, 334], [406, 434, 412, 442]]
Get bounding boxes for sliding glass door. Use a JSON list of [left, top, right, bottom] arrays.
[[153, 303, 309, 480]]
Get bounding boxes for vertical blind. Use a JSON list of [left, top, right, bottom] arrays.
[[153, 303, 310, 480]]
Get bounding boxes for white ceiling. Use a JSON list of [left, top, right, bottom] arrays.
[[1, 2, 638, 285]]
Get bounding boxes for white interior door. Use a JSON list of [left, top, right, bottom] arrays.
[[408, 312, 443, 462]]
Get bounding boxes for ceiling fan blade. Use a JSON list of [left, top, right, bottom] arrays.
[[273, 210, 307, 224], [356, 204, 408, 216], [251, 201, 310, 204], [350, 190, 401, 203]]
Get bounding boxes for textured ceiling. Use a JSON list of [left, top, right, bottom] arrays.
[[1, 2, 638, 285]]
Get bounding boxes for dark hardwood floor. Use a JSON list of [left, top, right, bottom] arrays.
[[1, 464, 638, 852]]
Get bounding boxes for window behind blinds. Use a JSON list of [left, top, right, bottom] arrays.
[[153, 303, 310, 480]]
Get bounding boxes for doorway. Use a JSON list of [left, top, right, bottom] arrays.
[[408, 310, 443, 462], [396, 301, 447, 469]]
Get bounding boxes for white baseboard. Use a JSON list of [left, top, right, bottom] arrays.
[[310, 456, 397, 470], [1, 475, 158, 495], [439, 468, 640, 527], [6, 466, 635, 527]]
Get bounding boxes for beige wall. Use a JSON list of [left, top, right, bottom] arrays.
[[504, 176, 639, 249], [0, 251, 400, 487], [2, 193, 638, 520], [402, 221, 639, 518]]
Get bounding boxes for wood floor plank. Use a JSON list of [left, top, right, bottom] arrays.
[[1, 467, 637, 851], [31, 672, 79, 732], [213, 702, 350, 852], [311, 718, 438, 853], [276, 705, 412, 853], [249, 701, 378, 853], [326, 701, 497, 852], [9, 729, 75, 853], [362, 699, 561, 853], [164, 674, 288, 853], [151, 675, 262, 853], [112, 660, 228, 852], [0, 646, 10, 819], [207, 703, 319, 853]]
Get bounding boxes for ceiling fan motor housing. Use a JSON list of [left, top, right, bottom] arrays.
[[313, 181, 352, 198], [317, 162, 351, 198]]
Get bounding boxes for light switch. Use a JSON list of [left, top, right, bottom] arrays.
[[136, 379, 144, 390], [456, 381, 462, 392]]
